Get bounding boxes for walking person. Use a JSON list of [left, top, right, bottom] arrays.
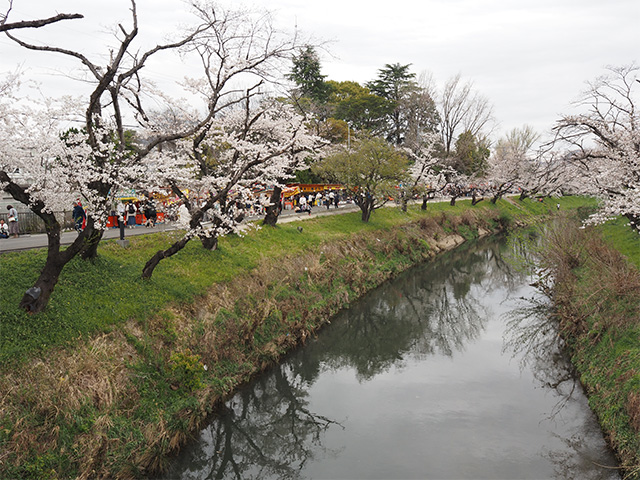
[[6, 205, 18, 238], [72, 201, 86, 232], [126, 200, 137, 228]]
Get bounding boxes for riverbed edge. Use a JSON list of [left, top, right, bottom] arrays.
[[545, 219, 640, 480]]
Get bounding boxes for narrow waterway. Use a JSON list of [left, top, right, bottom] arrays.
[[163, 236, 620, 479]]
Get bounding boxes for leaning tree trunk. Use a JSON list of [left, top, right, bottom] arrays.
[[262, 186, 282, 226], [142, 235, 191, 279], [20, 223, 97, 312], [20, 253, 65, 312], [143, 206, 228, 278], [3, 171, 101, 313], [471, 193, 484, 206]]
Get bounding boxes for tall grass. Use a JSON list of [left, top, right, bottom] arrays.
[[539, 219, 640, 478]]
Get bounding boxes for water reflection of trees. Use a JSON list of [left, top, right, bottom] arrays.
[[165, 237, 530, 479], [502, 225, 578, 415], [164, 364, 343, 480], [504, 299, 621, 479], [502, 233, 621, 480], [308, 236, 526, 381]]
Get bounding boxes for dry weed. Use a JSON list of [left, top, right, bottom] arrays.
[[459, 209, 477, 226], [627, 391, 640, 434]]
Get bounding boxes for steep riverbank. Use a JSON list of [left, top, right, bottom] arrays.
[[0, 198, 590, 479], [541, 218, 640, 480]]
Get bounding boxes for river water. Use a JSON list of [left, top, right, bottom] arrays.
[[162, 236, 620, 479]]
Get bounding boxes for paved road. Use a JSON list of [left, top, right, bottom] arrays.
[[0, 203, 361, 254]]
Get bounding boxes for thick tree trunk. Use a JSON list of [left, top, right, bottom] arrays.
[[199, 234, 218, 251], [79, 219, 104, 260], [20, 222, 94, 312], [450, 197, 457, 206], [361, 206, 372, 222], [355, 194, 374, 222], [19, 255, 65, 312], [471, 194, 484, 206], [262, 186, 282, 227], [421, 196, 428, 210], [2, 173, 107, 312]]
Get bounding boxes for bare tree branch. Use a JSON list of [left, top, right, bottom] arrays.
[[1, 11, 83, 32]]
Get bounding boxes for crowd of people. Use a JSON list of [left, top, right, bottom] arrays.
[[0, 187, 350, 240], [113, 197, 158, 240], [292, 190, 342, 214]]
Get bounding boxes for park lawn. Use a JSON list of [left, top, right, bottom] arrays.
[[599, 215, 640, 268], [0, 196, 584, 365]]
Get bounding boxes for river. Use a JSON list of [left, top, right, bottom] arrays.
[[162, 235, 620, 479]]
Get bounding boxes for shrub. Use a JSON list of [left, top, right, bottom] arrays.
[[168, 349, 205, 391]]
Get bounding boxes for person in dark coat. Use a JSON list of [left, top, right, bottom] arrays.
[[72, 201, 86, 232], [143, 198, 157, 227]]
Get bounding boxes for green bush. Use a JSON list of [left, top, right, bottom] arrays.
[[168, 349, 205, 391]]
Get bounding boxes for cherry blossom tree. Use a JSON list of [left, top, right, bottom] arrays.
[[140, 96, 322, 279], [553, 64, 640, 228], [485, 125, 539, 203], [0, 0, 306, 312], [516, 149, 571, 201], [399, 130, 442, 211], [443, 170, 471, 207]]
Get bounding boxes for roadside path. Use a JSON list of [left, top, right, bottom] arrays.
[[0, 203, 361, 253]]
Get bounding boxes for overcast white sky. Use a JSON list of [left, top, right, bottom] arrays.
[[2, 0, 638, 140]]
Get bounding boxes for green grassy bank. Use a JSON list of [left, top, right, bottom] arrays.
[[0, 197, 591, 479], [541, 216, 640, 479]]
